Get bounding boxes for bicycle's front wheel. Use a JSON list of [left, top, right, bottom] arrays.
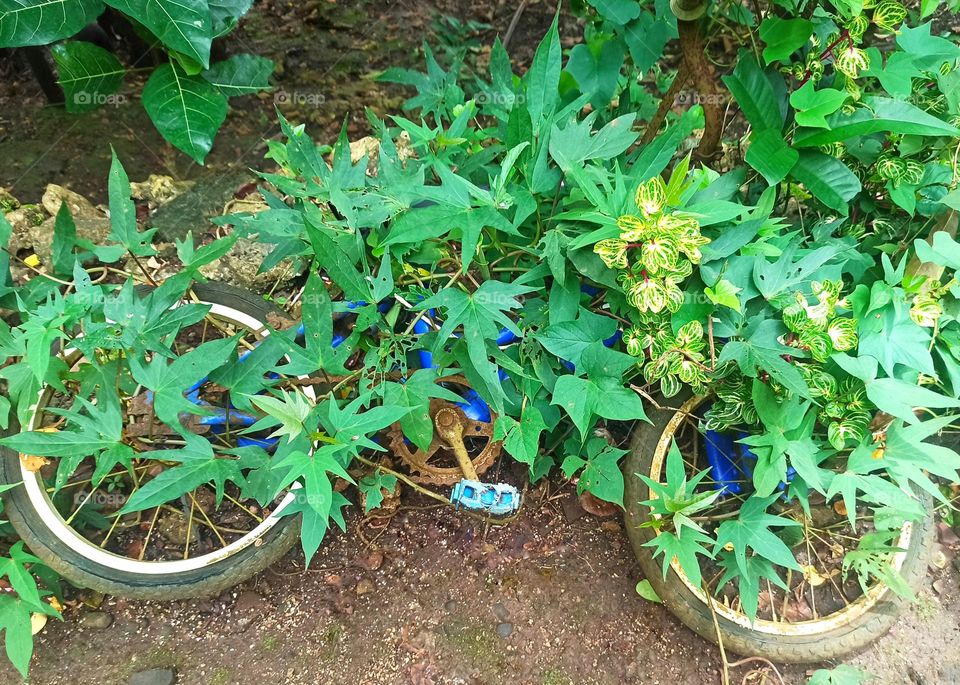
[[0, 283, 303, 599]]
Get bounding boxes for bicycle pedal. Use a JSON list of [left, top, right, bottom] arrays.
[[450, 479, 521, 516]]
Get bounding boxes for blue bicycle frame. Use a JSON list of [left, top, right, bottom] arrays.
[[180, 288, 762, 508]]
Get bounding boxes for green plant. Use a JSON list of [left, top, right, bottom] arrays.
[[0, 0, 959, 675], [0, 1, 273, 162]]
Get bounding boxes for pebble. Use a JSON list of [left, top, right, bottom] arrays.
[[492, 601, 510, 622], [496, 622, 513, 638], [233, 590, 268, 613], [80, 611, 113, 629], [443, 599, 457, 613], [128, 668, 176, 685]]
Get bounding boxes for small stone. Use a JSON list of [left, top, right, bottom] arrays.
[[931, 547, 948, 570], [492, 601, 510, 622], [443, 599, 457, 613], [233, 590, 268, 613], [495, 622, 513, 638], [41, 184, 99, 219], [128, 668, 176, 685], [355, 578, 375, 596], [356, 550, 384, 571], [80, 611, 113, 629]]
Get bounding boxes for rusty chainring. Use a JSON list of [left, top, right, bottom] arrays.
[[386, 376, 502, 485]]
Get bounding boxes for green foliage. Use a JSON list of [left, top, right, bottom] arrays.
[[1, 0, 960, 675], [0, 0, 273, 162]]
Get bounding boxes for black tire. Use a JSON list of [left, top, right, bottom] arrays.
[[0, 282, 301, 600], [622, 391, 936, 663]]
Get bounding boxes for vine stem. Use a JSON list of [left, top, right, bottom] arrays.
[[704, 580, 731, 685]]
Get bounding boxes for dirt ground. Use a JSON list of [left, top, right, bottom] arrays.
[[2, 2, 960, 684], [0, 0, 569, 203], [1, 482, 958, 685]]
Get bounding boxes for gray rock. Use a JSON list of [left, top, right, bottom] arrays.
[[492, 601, 510, 622], [79, 611, 113, 629], [198, 236, 300, 291], [41, 184, 100, 219], [495, 622, 513, 638], [28, 214, 112, 264], [128, 668, 176, 685], [148, 169, 252, 242]]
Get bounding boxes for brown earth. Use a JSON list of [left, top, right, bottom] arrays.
[[2, 483, 958, 685]]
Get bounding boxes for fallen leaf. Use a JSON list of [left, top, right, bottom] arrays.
[[19, 454, 49, 472]]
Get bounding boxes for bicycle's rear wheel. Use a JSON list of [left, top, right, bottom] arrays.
[[0, 283, 303, 599], [623, 391, 935, 662]]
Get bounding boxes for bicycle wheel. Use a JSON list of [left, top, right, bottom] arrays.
[[623, 391, 935, 662], [0, 282, 306, 599]]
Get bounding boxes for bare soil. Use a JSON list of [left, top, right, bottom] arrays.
[[3, 483, 958, 685]]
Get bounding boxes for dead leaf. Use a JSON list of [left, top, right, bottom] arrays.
[[579, 491, 618, 518], [19, 454, 49, 472]]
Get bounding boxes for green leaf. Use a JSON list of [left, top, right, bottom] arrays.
[[523, 13, 561, 135], [105, 0, 213, 68], [794, 97, 960, 147], [536, 307, 618, 368], [358, 470, 398, 513], [209, 0, 253, 35], [0, 0, 104, 47], [714, 494, 800, 577], [108, 149, 157, 256], [704, 279, 742, 312], [0, 396, 123, 474], [121, 436, 241, 512], [201, 54, 274, 96], [643, 526, 714, 589], [324, 398, 412, 454], [51, 40, 125, 113], [551, 343, 646, 438], [789, 81, 848, 129], [635, 579, 662, 603], [51, 203, 76, 275], [417, 281, 534, 413], [789, 151, 861, 214], [381, 370, 462, 452], [722, 52, 785, 132], [852, 297, 934, 377], [549, 113, 638, 169], [586, 0, 640, 25], [142, 62, 228, 164], [566, 36, 625, 108], [0, 594, 35, 678], [495, 405, 547, 471], [303, 221, 371, 303], [246, 390, 314, 443], [577, 438, 627, 506], [745, 128, 798, 184], [753, 243, 845, 299], [717, 319, 812, 399], [940, 189, 960, 212], [128, 335, 238, 434], [759, 17, 813, 64]]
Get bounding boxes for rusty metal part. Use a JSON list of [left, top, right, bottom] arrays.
[[387, 376, 501, 486], [433, 407, 480, 481]]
